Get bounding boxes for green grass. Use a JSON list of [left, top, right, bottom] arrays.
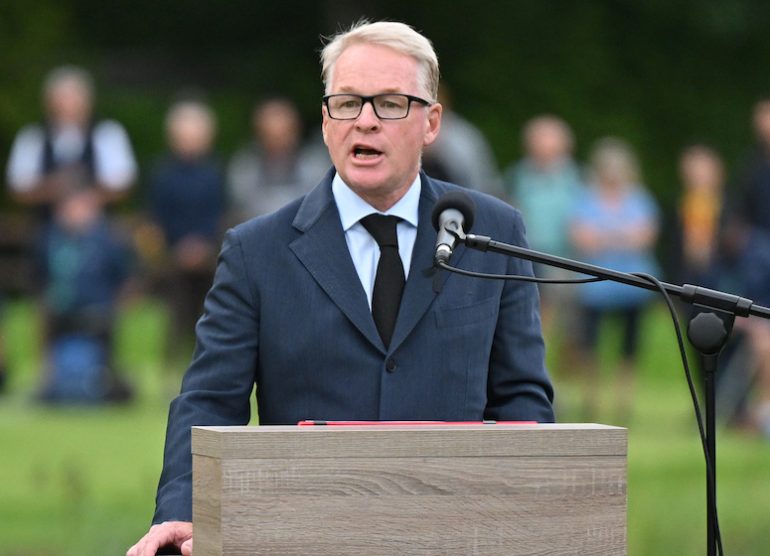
[[0, 298, 173, 555], [1, 298, 769, 555]]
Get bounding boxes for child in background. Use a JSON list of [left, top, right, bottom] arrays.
[[38, 185, 132, 403], [677, 145, 725, 288]]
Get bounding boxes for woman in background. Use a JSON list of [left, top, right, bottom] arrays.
[[570, 137, 660, 423]]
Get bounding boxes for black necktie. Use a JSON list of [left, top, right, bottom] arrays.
[[360, 214, 405, 348]]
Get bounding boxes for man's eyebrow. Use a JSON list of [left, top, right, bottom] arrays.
[[334, 86, 405, 94]]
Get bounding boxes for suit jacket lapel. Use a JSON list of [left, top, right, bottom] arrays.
[[389, 173, 467, 351], [289, 172, 384, 351]]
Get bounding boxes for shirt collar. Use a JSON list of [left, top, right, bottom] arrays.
[[332, 172, 421, 231]]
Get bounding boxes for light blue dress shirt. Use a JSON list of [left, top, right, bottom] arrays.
[[332, 172, 420, 308]]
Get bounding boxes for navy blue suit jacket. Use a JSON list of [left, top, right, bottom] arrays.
[[153, 170, 554, 522]]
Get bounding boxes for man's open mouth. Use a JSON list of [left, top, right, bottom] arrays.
[[353, 146, 383, 159]]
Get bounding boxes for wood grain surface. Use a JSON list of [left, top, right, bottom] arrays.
[[193, 424, 627, 555]]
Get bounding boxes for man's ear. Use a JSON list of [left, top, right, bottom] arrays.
[[321, 105, 329, 145], [423, 102, 443, 147]]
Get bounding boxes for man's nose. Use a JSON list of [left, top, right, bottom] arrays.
[[355, 100, 380, 129]]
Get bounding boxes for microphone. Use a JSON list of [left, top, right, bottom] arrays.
[[431, 191, 476, 265]]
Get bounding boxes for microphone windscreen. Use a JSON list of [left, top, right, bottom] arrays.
[[431, 191, 476, 232]]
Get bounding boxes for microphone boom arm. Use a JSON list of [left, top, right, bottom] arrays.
[[460, 232, 770, 320]]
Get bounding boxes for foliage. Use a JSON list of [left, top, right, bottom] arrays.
[[3, 1, 770, 211]]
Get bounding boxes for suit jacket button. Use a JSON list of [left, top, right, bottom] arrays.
[[385, 358, 397, 372]]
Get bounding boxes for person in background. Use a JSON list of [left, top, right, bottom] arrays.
[[569, 137, 660, 423], [720, 98, 770, 438], [505, 115, 584, 260], [5, 65, 136, 216], [503, 115, 584, 369], [422, 85, 505, 198], [147, 100, 225, 365], [673, 144, 725, 289], [669, 144, 733, 402], [731, 98, 770, 239], [37, 185, 133, 403], [226, 97, 329, 223]]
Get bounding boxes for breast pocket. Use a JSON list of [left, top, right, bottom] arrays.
[[434, 296, 499, 328]]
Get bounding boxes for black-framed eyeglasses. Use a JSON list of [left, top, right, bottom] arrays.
[[323, 93, 432, 120]]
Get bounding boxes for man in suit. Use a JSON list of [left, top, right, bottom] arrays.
[[128, 20, 554, 556]]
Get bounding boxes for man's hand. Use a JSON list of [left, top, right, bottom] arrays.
[[126, 521, 193, 556]]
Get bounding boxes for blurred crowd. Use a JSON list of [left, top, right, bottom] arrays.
[[2, 65, 770, 439]]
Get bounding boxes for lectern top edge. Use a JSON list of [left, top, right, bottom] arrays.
[[194, 422, 625, 433], [191, 423, 627, 459]]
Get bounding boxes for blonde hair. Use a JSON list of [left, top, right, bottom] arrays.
[[321, 20, 440, 101], [164, 100, 216, 134], [589, 137, 640, 185]]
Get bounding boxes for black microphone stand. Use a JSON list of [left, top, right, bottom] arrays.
[[451, 231, 770, 556]]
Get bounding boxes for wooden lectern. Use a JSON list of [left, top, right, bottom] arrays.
[[192, 423, 627, 555]]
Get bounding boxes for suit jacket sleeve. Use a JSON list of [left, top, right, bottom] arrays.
[[485, 209, 555, 422], [153, 228, 258, 523]]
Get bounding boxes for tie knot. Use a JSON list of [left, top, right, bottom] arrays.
[[360, 214, 400, 248]]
